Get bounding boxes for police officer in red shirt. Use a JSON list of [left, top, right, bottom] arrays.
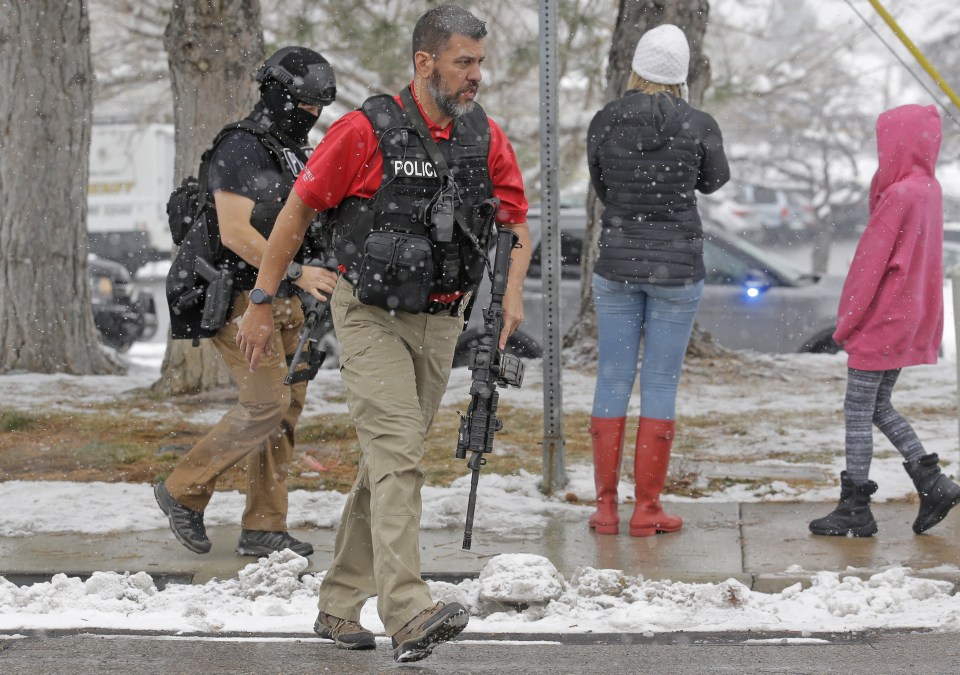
[[237, 5, 530, 663]]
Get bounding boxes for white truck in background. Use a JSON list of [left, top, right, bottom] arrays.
[[87, 123, 175, 272]]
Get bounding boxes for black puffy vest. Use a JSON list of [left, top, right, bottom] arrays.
[[329, 90, 494, 294], [588, 91, 728, 285]]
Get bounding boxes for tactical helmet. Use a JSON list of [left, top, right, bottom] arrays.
[[255, 47, 337, 107]]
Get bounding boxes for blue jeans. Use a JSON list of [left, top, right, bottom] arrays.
[[592, 274, 703, 421]]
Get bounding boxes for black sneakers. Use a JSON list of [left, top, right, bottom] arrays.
[[314, 611, 377, 650], [154, 482, 212, 554], [391, 601, 468, 663], [236, 529, 314, 557], [153, 482, 312, 557]]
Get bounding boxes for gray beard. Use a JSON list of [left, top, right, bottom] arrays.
[[427, 69, 475, 119]]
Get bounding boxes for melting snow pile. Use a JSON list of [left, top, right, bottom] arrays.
[[2, 553, 958, 635]]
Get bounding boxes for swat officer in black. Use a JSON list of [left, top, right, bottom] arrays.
[[155, 47, 339, 558]]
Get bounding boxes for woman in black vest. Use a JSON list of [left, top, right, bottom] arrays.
[[586, 24, 729, 537]]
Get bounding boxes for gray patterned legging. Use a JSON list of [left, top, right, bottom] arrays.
[[844, 367, 926, 484]]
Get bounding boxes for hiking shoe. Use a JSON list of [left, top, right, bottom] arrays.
[[391, 601, 468, 663], [314, 611, 376, 650], [236, 529, 314, 557], [154, 482, 211, 554]]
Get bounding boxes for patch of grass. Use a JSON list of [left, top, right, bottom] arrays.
[[110, 444, 155, 466], [0, 396, 587, 494], [297, 415, 358, 442], [706, 476, 760, 492], [902, 404, 956, 418], [418, 403, 593, 487], [677, 414, 721, 429], [666, 471, 708, 498], [1, 409, 38, 432], [0, 408, 207, 484]]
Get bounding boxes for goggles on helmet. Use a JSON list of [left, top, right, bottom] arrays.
[[256, 59, 337, 108]]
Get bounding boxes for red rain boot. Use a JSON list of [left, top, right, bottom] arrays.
[[630, 417, 682, 537], [588, 417, 626, 535]]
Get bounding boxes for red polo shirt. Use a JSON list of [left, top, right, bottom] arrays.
[[294, 83, 528, 224]]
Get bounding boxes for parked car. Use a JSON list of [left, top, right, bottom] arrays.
[[697, 189, 762, 237], [784, 189, 817, 236], [699, 182, 812, 243], [89, 254, 158, 352], [452, 208, 843, 365]]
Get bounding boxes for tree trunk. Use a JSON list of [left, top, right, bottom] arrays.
[[0, 0, 119, 374], [152, 0, 264, 396], [565, 0, 718, 358]]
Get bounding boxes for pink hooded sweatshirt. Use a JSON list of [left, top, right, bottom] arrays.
[[833, 104, 943, 371]]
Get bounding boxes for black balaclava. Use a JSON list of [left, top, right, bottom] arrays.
[[258, 80, 318, 144]]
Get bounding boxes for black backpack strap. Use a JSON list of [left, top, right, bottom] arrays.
[[233, 118, 307, 168], [399, 86, 455, 182], [199, 119, 302, 191], [194, 122, 249, 209], [361, 93, 411, 135]]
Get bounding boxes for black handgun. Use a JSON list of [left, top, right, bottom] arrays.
[[195, 257, 234, 331]]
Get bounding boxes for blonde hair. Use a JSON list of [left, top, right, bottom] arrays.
[[626, 72, 681, 97]]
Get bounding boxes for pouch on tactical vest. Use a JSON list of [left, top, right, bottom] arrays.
[[355, 231, 433, 314], [167, 175, 205, 246]]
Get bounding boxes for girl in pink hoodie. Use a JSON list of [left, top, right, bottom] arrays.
[[810, 104, 960, 537]]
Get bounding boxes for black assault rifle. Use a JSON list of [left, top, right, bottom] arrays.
[[456, 228, 524, 550], [284, 220, 337, 385], [283, 290, 330, 385]]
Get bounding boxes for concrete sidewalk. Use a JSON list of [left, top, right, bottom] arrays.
[[1, 502, 958, 591]]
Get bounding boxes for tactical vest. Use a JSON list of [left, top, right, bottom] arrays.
[[167, 116, 309, 342], [329, 91, 495, 295], [214, 115, 311, 287]]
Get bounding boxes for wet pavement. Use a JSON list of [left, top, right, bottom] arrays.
[[2, 501, 957, 591]]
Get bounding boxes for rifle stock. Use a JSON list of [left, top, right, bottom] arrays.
[[456, 228, 523, 550]]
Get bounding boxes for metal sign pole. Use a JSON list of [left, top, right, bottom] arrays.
[[538, 0, 567, 494]]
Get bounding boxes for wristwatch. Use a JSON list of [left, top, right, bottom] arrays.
[[249, 288, 274, 305], [286, 262, 303, 280]]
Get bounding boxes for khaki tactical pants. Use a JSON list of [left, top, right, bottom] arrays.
[[318, 279, 462, 635], [165, 291, 308, 531]]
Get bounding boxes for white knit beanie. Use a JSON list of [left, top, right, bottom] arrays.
[[631, 24, 690, 85]]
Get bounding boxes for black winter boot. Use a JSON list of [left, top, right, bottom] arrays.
[[903, 453, 960, 534], [809, 472, 878, 537]]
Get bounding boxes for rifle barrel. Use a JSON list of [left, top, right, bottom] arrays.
[[462, 455, 483, 550]]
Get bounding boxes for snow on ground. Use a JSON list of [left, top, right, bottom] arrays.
[[2, 341, 960, 635], [1, 550, 959, 636]]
